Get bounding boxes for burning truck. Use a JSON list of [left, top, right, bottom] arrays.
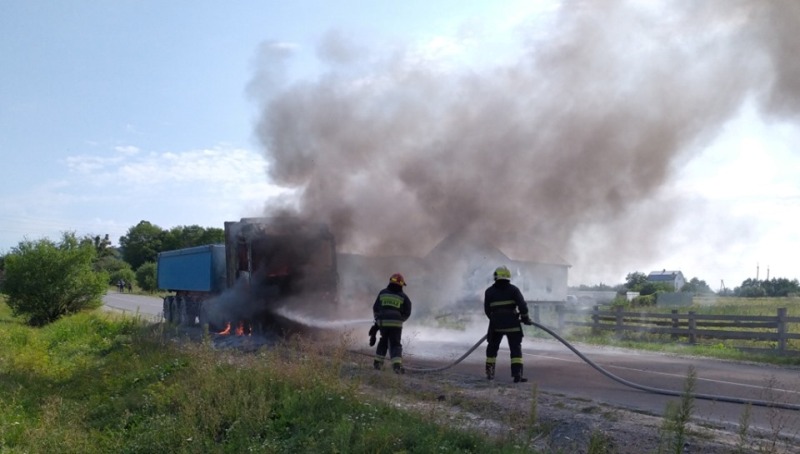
[[158, 217, 339, 335]]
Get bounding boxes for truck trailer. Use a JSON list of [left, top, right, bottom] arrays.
[[158, 217, 338, 333]]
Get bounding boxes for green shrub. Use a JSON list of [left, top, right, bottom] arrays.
[[3, 233, 108, 326], [135, 262, 157, 292]]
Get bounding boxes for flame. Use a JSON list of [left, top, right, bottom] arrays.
[[217, 323, 231, 335], [216, 321, 251, 336]]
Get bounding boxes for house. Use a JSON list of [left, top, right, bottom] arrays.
[[647, 270, 686, 291], [337, 230, 571, 316]]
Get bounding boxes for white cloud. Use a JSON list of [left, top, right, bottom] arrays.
[[0, 144, 291, 250], [114, 145, 140, 156]]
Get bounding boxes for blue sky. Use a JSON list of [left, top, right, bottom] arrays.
[[1, 1, 798, 288]]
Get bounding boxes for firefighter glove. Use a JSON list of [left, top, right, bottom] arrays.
[[520, 315, 533, 326], [368, 323, 379, 346]]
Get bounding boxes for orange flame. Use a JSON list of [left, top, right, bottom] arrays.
[[217, 322, 231, 335], [217, 321, 251, 336]]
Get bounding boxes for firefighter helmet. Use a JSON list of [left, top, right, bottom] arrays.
[[493, 266, 511, 281], [389, 273, 407, 286]]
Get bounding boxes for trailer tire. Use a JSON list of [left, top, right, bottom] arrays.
[[164, 296, 174, 323], [170, 298, 179, 325], [177, 297, 187, 326]]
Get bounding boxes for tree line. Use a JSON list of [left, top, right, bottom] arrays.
[[575, 272, 800, 298], [0, 221, 223, 326]]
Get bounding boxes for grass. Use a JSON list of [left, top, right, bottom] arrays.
[[0, 296, 534, 454], [658, 366, 696, 454]]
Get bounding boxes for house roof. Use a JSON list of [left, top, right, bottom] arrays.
[[427, 230, 571, 267], [647, 270, 684, 281]]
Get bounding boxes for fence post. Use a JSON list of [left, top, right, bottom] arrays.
[[615, 306, 624, 337], [671, 309, 679, 341], [777, 307, 788, 354], [592, 305, 600, 335], [533, 304, 540, 324], [688, 311, 696, 344], [557, 305, 565, 331]]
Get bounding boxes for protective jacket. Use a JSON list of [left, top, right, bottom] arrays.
[[484, 280, 529, 333], [373, 283, 412, 327]]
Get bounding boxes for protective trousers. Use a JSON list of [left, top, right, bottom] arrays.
[[374, 326, 404, 371], [485, 330, 524, 379]]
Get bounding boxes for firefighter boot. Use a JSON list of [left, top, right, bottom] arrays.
[[513, 364, 527, 383], [373, 359, 383, 371], [393, 362, 405, 375], [485, 363, 495, 380]]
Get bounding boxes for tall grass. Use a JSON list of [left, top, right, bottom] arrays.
[[0, 299, 532, 453]]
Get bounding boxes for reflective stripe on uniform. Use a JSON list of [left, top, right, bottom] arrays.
[[489, 299, 515, 308], [494, 327, 521, 333], [511, 357, 523, 365], [378, 320, 403, 328], [485, 357, 497, 364], [391, 357, 402, 364], [379, 294, 404, 309]]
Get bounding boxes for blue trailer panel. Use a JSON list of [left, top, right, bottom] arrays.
[[157, 244, 226, 292]]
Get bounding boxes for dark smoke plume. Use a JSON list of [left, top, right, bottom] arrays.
[[251, 1, 800, 284]]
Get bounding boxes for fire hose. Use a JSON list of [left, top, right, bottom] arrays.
[[358, 321, 800, 411]]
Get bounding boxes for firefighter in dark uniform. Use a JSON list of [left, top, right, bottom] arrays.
[[373, 273, 413, 374], [484, 265, 533, 383]]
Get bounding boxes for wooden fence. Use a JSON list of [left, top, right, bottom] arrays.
[[530, 305, 800, 355]]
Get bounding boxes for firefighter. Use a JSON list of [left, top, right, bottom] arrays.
[[484, 265, 533, 383], [373, 273, 413, 374]]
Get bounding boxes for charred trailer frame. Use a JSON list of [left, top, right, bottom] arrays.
[[158, 218, 339, 334]]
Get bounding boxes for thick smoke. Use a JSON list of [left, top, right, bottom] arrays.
[[251, 1, 800, 285]]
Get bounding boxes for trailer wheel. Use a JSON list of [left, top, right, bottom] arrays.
[[170, 298, 179, 325], [199, 300, 208, 329], [164, 296, 174, 323], [176, 297, 187, 326]]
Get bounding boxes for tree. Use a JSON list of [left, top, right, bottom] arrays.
[[624, 272, 648, 291], [735, 277, 800, 297], [161, 224, 224, 251], [119, 221, 164, 270], [3, 233, 108, 326], [762, 277, 800, 297], [638, 281, 673, 296], [82, 233, 115, 259], [105, 259, 136, 289], [680, 277, 714, 294], [135, 262, 158, 292]]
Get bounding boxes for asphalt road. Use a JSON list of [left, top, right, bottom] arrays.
[[103, 291, 163, 322], [399, 331, 800, 437], [104, 293, 800, 437]]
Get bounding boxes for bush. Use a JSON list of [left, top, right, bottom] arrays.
[[94, 255, 135, 286], [2, 233, 108, 326], [631, 294, 656, 307], [135, 262, 157, 292], [108, 267, 136, 289]]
